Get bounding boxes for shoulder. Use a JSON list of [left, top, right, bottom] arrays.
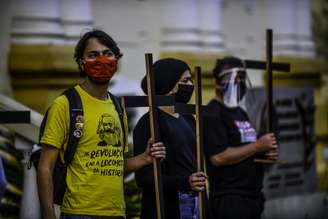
[[238, 107, 249, 116], [47, 93, 70, 115], [205, 99, 222, 119], [182, 114, 195, 123], [53, 93, 69, 106], [135, 113, 150, 130], [207, 99, 222, 110]]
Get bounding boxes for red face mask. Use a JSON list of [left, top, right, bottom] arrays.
[[83, 56, 118, 83]]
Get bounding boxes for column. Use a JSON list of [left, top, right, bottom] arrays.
[[11, 0, 65, 44], [199, 0, 225, 53], [161, 0, 201, 52], [267, 0, 299, 56], [295, 0, 315, 57], [60, 0, 93, 44]]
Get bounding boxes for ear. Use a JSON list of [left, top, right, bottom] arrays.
[[215, 84, 223, 98], [78, 59, 85, 71], [168, 83, 179, 95]]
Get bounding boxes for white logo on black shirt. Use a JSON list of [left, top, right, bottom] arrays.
[[234, 121, 257, 143]]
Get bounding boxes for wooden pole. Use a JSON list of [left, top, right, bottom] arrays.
[[145, 53, 165, 219], [266, 29, 274, 133], [195, 66, 205, 219], [254, 29, 279, 164]]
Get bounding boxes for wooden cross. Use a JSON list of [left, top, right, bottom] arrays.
[[0, 111, 30, 124], [218, 29, 290, 164], [122, 53, 170, 219]]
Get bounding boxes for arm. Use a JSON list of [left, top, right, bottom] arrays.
[[37, 144, 59, 219], [209, 133, 278, 167], [124, 141, 165, 174]]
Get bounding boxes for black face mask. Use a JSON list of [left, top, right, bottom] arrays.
[[238, 81, 247, 101], [175, 84, 194, 103]]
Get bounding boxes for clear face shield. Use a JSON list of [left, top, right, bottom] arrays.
[[217, 67, 252, 108]]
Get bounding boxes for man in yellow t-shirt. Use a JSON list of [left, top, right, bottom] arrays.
[[37, 30, 166, 219]]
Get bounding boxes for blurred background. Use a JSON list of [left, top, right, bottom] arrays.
[[0, 0, 327, 218]]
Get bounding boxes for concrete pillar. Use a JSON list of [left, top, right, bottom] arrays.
[[267, 0, 315, 57], [11, 0, 65, 44], [199, 0, 225, 53], [267, 0, 299, 56], [60, 0, 93, 44], [161, 0, 201, 52], [295, 0, 315, 57]]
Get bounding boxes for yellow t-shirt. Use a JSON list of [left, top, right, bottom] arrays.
[[40, 85, 128, 217]]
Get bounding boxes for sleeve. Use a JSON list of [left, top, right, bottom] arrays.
[[40, 96, 69, 150], [203, 110, 229, 157], [133, 114, 191, 193]]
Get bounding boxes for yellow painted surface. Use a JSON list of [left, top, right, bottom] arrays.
[[8, 44, 81, 113]]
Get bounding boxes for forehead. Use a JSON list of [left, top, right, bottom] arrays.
[[219, 68, 246, 81], [179, 70, 191, 79], [84, 37, 109, 52]]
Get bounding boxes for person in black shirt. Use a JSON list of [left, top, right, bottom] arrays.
[[133, 58, 207, 219], [204, 56, 278, 219]]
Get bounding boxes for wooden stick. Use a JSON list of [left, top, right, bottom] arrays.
[[145, 53, 165, 219], [254, 158, 286, 164], [195, 66, 205, 219], [254, 29, 279, 164], [267, 29, 273, 133]]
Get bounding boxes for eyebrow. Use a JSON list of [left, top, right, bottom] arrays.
[[182, 76, 192, 81], [86, 49, 111, 54]]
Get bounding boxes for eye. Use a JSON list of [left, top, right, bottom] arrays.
[[103, 50, 115, 58], [87, 53, 97, 59], [181, 77, 192, 83]]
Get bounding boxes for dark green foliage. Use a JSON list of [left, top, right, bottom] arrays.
[[124, 178, 142, 219]]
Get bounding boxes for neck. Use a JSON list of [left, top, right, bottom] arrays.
[[214, 94, 223, 103], [159, 106, 179, 118], [80, 78, 109, 100]]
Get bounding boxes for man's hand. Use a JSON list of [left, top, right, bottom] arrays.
[[144, 138, 166, 164], [189, 172, 207, 192], [254, 133, 279, 161], [265, 145, 279, 160], [255, 133, 277, 153]]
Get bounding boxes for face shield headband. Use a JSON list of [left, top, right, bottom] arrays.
[[217, 67, 251, 108]]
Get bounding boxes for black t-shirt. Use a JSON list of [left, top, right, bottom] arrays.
[[204, 99, 263, 198], [133, 110, 197, 219]]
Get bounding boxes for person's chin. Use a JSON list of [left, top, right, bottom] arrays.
[[88, 76, 111, 85]]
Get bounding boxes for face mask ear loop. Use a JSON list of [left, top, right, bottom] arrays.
[[241, 72, 256, 112]]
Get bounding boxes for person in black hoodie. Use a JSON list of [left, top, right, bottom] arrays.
[[203, 56, 279, 219], [133, 58, 207, 219]]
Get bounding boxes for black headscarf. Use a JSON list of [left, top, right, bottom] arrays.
[[141, 58, 190, 95]]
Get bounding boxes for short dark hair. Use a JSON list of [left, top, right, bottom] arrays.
[[74, 29, 123, 74], [213, 56, 245, 82]]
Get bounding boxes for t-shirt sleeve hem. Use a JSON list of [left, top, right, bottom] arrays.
[[40, 139, 61, 149]]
